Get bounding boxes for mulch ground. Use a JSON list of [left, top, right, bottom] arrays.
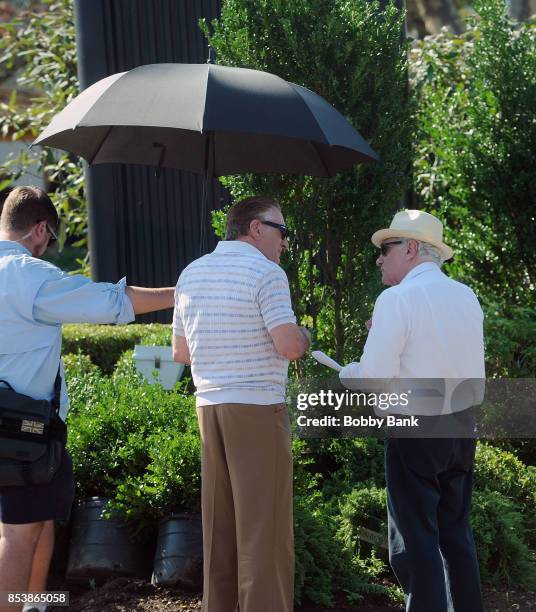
[[47, 576, 535, 611]]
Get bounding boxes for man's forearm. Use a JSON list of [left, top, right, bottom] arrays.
[[126, 286, 175, 314], [270, 323, 311, 360], [297, 326, 312, 358]]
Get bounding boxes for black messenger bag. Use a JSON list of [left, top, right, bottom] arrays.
[[0, 370, 66, 487]]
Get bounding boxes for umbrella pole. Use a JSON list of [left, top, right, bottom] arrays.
[[199, 131, 214, 256], [200, 48, 215, 255], [200, 172, 207, 256]]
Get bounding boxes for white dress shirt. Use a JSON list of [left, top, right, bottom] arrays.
[[339, 262, 485, 415]]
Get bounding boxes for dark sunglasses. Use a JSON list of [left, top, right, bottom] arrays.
[[261, 220, 290, 240], [379, 240, 404, 256]]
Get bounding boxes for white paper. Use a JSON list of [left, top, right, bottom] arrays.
[[311, 350, 342, 372]]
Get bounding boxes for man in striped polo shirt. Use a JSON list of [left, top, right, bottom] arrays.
[[173, 196, 310, 612]]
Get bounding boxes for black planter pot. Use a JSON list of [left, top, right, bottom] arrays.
[[66, 497, 149, 584], [151, 513, 203, 590]]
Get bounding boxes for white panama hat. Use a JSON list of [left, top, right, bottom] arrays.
[[371, 209, 453, 261]]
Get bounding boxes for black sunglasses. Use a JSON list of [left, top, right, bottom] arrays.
[[379, 240, 404, 256], [261, 220, 290, 240]]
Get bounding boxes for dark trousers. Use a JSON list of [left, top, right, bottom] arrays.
[[385, 437, 483, 612]]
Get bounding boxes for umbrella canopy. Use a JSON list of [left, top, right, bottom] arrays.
[[33, 63, 378, 178]]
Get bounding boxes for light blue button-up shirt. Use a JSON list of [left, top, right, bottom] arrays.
[[0, 240, 135, 420]]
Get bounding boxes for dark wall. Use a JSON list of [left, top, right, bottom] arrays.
[[73, 0, 229, 322]]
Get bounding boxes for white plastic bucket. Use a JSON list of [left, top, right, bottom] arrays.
[[133, 345, 185, 390]]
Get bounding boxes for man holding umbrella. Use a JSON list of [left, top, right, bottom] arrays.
[[0, 186, 175, 612], [173, 195, 310, 612], [30, 61, 378, 611]]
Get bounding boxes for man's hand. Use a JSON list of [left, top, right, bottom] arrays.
[[365, 319, 372, 332], [298, 326, 312, 346], [126, 286, 174, 315]]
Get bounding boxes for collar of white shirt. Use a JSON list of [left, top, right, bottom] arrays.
[[214, 240, 268, 259], [400, 261, 441, 285]]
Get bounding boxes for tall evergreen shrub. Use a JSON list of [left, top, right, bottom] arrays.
[[205, 0, 413, 364]]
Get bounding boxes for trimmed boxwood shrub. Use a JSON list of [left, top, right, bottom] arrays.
[[63, 323, 172, 373], [65, 350, 200, 535], [62, 353, 102, 410]]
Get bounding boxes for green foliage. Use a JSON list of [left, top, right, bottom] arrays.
[[64, 348, 394, 602], [294, 492, 390, 607], [62, 323, 172, 373], [205, 0, 414, 364], [110, 427, 202, 534], [484, 306, 536, 378], [65, 350, 200, 535], [491, 439, 536, 469], [474, 443, 536, 544], [338, 486, 388, 578], [293, 439, 536, 596], [293, 441, 394, 605], [410, 0, 536, 307], [293, 438, 386, 500], [471, 443, 536, 588], [471, 489, 536, 589], [0, 0, 87, 270], [62, 325, 536, 597], [63, 352, 103, 410]]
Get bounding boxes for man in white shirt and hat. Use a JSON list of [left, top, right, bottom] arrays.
[[340, 210, 485, 612]]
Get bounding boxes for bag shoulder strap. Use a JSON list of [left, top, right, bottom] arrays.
[[52, 365, 62, 417]]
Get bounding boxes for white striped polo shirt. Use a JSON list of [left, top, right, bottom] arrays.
[[173, 240, 296, 406]]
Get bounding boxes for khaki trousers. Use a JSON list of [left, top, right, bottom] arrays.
[[196, 403, 294, 612]]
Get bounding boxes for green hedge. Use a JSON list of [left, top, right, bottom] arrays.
[[62, 327, 536, 602], [62, 323, 172, 373], [64, 351, 200, 535]]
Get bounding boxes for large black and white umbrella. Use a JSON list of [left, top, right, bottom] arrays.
[[33, 63, 379, 178]]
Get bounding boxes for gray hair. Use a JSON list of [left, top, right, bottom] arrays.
[[416, 240, 443, 266], [397, 238, 444, 266]]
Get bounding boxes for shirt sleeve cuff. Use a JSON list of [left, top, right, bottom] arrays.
[[266, 315, 297, 332], [339, 362, 361, 389], [114, 277, 135, 324]]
